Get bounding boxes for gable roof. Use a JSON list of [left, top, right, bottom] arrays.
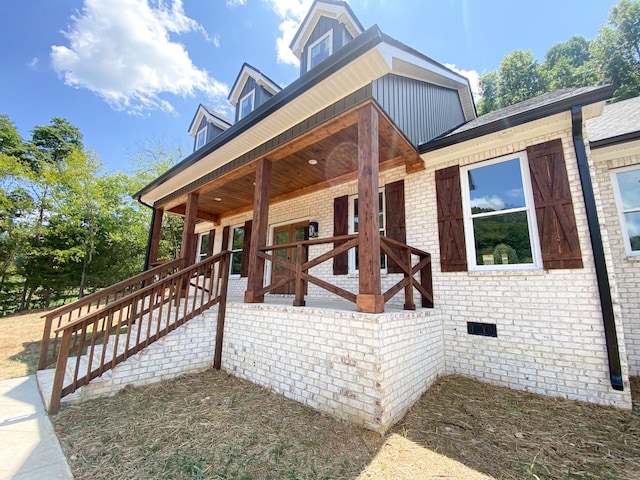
[[187, 104, 234, 137], [419, 86, 615, 153], [587, 95, 640, 148], [135, 26, 475, 205], [289, 0, 364, 59], [228, 63, 282, 106]]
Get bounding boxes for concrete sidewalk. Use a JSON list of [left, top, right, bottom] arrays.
[[0, 375, 73, 479]]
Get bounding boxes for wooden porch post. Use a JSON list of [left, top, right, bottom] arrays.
[[180, 192, 199, 268], [356, 104, 384, 313], [144, 207, 164, 270], [244, 158, 272, 303]]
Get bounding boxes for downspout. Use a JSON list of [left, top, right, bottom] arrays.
[[571, 105, 623, 391], [137, 196, 155, 271]]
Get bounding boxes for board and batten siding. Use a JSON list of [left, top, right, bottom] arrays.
[[373, 74, 465, 146], [193, 116, 226, 151], [235, 77, 276, 122], [299, 16, 353, 74]]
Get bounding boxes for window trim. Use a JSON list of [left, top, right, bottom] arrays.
[[611, 165, 640, 257], [238, 90, 255, 120], [460, 152, 542, 271], [197, 232, 209, 263], [348, 189, 386, 274], [307, 30, 333, 71], [195, 126, 207, 149], [229, 224, 245, 276]]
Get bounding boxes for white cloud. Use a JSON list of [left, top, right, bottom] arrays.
[[226, 0, 246, 6], [27, 57, 39, 69], [445, 64, 481, 100], [50, 0, 228, 114], [263, 0, 313, 66], [470, 195, 505, 212]]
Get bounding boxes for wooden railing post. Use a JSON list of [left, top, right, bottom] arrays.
[[293, 243, 306, 307], [38, 314, 54, 370], [50, 329, 72, 414], [403, 246, 416, 311], [420, 254, 434, 308]]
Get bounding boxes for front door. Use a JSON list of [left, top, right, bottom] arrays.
[[271, 221, 308, 294]]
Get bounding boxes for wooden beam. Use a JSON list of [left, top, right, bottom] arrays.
[[146, 207, 164, 269], [356, 104, 384, 313], [244, 158, 272, 303], [180, 192, 199, 268]]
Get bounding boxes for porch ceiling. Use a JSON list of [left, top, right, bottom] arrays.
[[162, 100, 421, 223]]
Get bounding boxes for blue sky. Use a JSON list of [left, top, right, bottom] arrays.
[[0, 0, 617, 174]]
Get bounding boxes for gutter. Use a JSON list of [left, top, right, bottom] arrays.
[[133, 25, 385, 204], [571, 105, 624, 391]]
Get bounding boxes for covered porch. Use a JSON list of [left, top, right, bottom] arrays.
[[146, 99, 433, 313]]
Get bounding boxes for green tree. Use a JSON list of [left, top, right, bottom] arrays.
[[592, 0, 640, 101], [544, 36, 599, 90], [497, 50, 548, 106], [477, 71, 499, 115]]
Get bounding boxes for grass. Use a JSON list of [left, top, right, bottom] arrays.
[[0, 310, 46, 379], [2, 310, 640, 479]]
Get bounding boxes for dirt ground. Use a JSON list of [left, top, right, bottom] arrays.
[[54, 370, 640, 480]]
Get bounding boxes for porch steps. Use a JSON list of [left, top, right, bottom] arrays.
[[37, 300, 220, 412]]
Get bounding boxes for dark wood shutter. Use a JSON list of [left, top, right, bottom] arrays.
[[527, 139, 583, 269], [240, 220, 252, 277], [435, 165, 467, 272], [385, 180, 406, 273], [333, 195, 349, 275], [221, 226, 230, 253]]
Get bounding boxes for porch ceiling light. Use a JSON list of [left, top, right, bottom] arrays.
[[308, 159, 318, 165], [214, 197, 222, 202]]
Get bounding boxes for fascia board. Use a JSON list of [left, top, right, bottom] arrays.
[[139, 47, 391, 205]]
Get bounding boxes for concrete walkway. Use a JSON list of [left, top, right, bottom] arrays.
[[0, 375, 73, 479]]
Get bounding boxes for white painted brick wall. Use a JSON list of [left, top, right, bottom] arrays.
[[592, 148, 640, 375]]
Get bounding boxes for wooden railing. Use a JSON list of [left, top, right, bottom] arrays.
[[39, 259, 182, 370], [48, 252, 230, 414], [257, 234, 433, 310]]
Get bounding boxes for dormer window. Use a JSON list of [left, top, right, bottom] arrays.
[[196, 127, 207, 149], [239, 90, 255, 120], [308, 31, 332, 70]]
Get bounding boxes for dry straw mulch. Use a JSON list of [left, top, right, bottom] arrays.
[[55, 371, 640, 480]]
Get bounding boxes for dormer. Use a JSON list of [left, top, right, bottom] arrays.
[[188, 105, 233, 152], [228, 63, 281, 122], [289, 0, 364, 75]]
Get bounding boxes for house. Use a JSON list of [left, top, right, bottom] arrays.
[[39, 0, 638, 432]]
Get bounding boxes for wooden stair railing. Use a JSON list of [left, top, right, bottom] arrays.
[[48, 251, 231, 414], [39, 259, 182, 370], [257, 234, 433, 310]]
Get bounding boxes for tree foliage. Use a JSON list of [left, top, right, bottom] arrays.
[[478, 0, 640, 114]]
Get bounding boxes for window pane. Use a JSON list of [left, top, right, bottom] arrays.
[[472, 212, 533, 265], [617, 169, 640, 210], [624, 211, 640, 252], [232, 228, 244, 250], [240, 94, 253, 119], [310, 37, 330, 68], [196, 129, 206, 148], [199, 234, 209, 255], [231, 253, 243, 275], [468, 159, 525, 213]]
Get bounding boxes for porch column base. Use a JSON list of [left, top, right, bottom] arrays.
[[356, 294, 385, 314], [244, 291, 264, 304]]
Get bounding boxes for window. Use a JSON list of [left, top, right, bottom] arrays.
[[239, 91, 254, 120], [230, 226, 245, 275], [349, 191, 386, 272], [461, 153, 541, 269], [195, 127, 207, 149], [197, 233, 209, 262], [307, 31, 332, 71], [612, 166, 640, 256]]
